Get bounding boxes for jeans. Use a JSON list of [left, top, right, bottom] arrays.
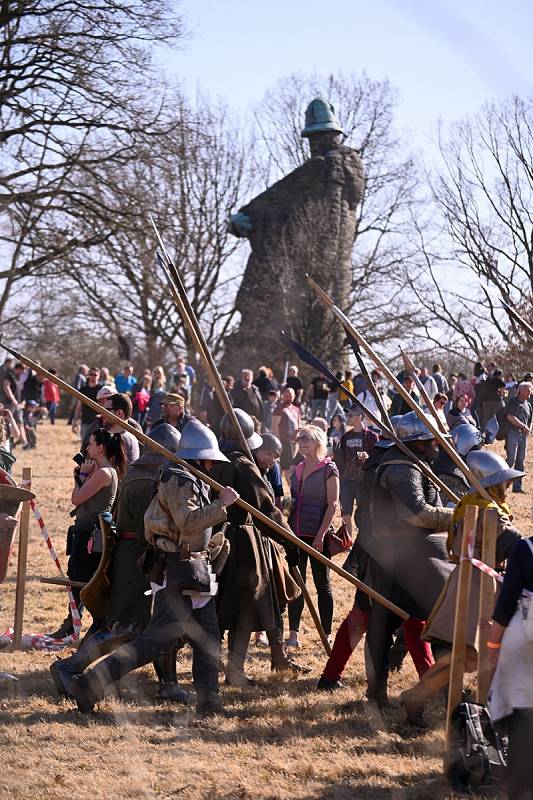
[[288, 548, 333, 634], [46, 400, 57, 424], [506, 427, 527, 490], [89, 590, 220, 709], [310, 398, 328, 419]]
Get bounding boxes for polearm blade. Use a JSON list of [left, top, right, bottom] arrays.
[[399, 347, 448, 435], [305, 274, 491, 501], [281, 332, 459, 503], [150, 213, 253, 460], [343, 331, 392, 430], [0, 335, 409, 620]]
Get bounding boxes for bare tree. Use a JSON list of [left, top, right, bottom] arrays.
[[0, 0, 186, 315], [408, 95, 533, 357]]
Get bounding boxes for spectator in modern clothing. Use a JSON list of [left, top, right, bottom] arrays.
[[132, 374, 152, 428], [0, 357, 18, 413], [231, 369, 263, 422], [22, 401, 39, 449], [284, 365, 304, 405], [151, 392, 192, 433], [419, 367, 438, 401], [261, 388, 280, 433], [390, 376, 419, 416], [99, 367, 114, 388], [171, 356, 196, 393], [455, 372, 473, 404], [431, 393, 449, 431], [327, 413, 346, 452], [338, 370, 354, 410], [471, 361, 487, 418], [42, 369, 61, 424], [431, 363, 449, 395], [479, 368, 506, 430], [72, 368, 102, 442], [253, 366, 279, 401], [306, 374, 331, 419], [67, 365, 89, 424], [287, 425, 339, 648], [334, 409, 378, 537], [356, 369, 385, 432], [114, 365, 136, 395], [505, 382, 533, 493], [272, 387, 301, 481], [101, 392, 140, 465], [445, 393, 478, 431]]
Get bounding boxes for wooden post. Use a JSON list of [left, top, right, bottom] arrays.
[[445, 505, 478, 752], [476, 508, 498, 704], [13, 467, 32, 649]]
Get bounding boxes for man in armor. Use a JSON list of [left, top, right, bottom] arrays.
[[364, 412, 454, 706], [432, 423, 484, 502], [69, 420, 239, 717]]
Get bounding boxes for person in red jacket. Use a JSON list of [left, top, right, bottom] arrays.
[[42, 369, 61, 425]]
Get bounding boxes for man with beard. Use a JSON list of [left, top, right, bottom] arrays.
[[364, 412, 454, 707], [50, 424, 189, 703]]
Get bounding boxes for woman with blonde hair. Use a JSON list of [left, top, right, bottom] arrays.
[[146, 366, 167, 432], [286, 424, 340, 647]]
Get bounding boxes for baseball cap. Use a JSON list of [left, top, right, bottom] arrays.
[[96, 386, 117, 401], [160, 393, 185, 406]]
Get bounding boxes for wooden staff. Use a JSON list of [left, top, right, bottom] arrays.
[[306, 275, 491, 502], [149, 214, 253, 461], [476, 508, 498, 704], [352, 342, 392, 430], [13, 467, 32, 649], [0, 340, 409, 621], [291, 567, 332, 656], [400, 348, 447, 435], [501, 299, 533, 339], [445, 505, 477, 752], [40, 577, 86, 588]]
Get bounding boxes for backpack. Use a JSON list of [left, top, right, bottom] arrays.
[[446, 701, 507, 789]]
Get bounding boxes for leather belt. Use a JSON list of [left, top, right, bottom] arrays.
[[120, 532, 137, 541]]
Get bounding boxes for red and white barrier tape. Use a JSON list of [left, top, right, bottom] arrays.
[[460, 555, 503, 583], [21, 478, 82, 641]]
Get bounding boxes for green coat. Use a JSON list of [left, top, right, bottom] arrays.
[[106, 456, 162, 626]]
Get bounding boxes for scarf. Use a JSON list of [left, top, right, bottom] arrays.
[[447, 486, 512, 558]]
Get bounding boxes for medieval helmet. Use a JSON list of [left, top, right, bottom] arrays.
[[374, 414, 404, 448], [396, 411, 437, 442], [147, 423, 181, 453], [452, 423, 483, 457], [254, 432, 281, 455], [219, 408, 263, 450], [177, 420, 229, 462], [301, 98, 344, 138], [466, 449, 525, 489]]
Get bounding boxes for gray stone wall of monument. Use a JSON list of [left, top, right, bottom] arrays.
[[222, 98, 365, 375]]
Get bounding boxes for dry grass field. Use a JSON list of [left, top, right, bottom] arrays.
[[1, 423, 531, 800]]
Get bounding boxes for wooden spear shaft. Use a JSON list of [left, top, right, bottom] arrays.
[[400, 348, 448, 435], [306, 276, 491, 501], [154, 237, 328, 646], [149, 214, 253, 460], [0, 340, 409, 620]]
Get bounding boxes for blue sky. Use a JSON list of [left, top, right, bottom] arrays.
[[168, 0, 530, 150]]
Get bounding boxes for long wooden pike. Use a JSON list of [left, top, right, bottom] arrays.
[[282, 332, 459, 503], [306, 275, 492, 501], [400, 347, 448, 435], [149, 213, 253, 461], [501, 299, 533, 339], [1, 338, 410, 620]]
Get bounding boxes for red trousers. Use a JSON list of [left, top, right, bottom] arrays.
[[321, 606, 433, 682]]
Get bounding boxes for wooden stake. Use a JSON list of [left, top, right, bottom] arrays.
[[476, 508, 498, 704], [445, 505, 477, 751], [291, 567, 332, 656], [13, 467, 32, 649]]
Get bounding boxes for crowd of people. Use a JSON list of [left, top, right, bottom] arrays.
[[1, 353, 532, 796]]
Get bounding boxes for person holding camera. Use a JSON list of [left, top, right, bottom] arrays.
[[47, 427, 126, 639]]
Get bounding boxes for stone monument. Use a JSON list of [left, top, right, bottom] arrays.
[[223, 98, 365, 374]]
